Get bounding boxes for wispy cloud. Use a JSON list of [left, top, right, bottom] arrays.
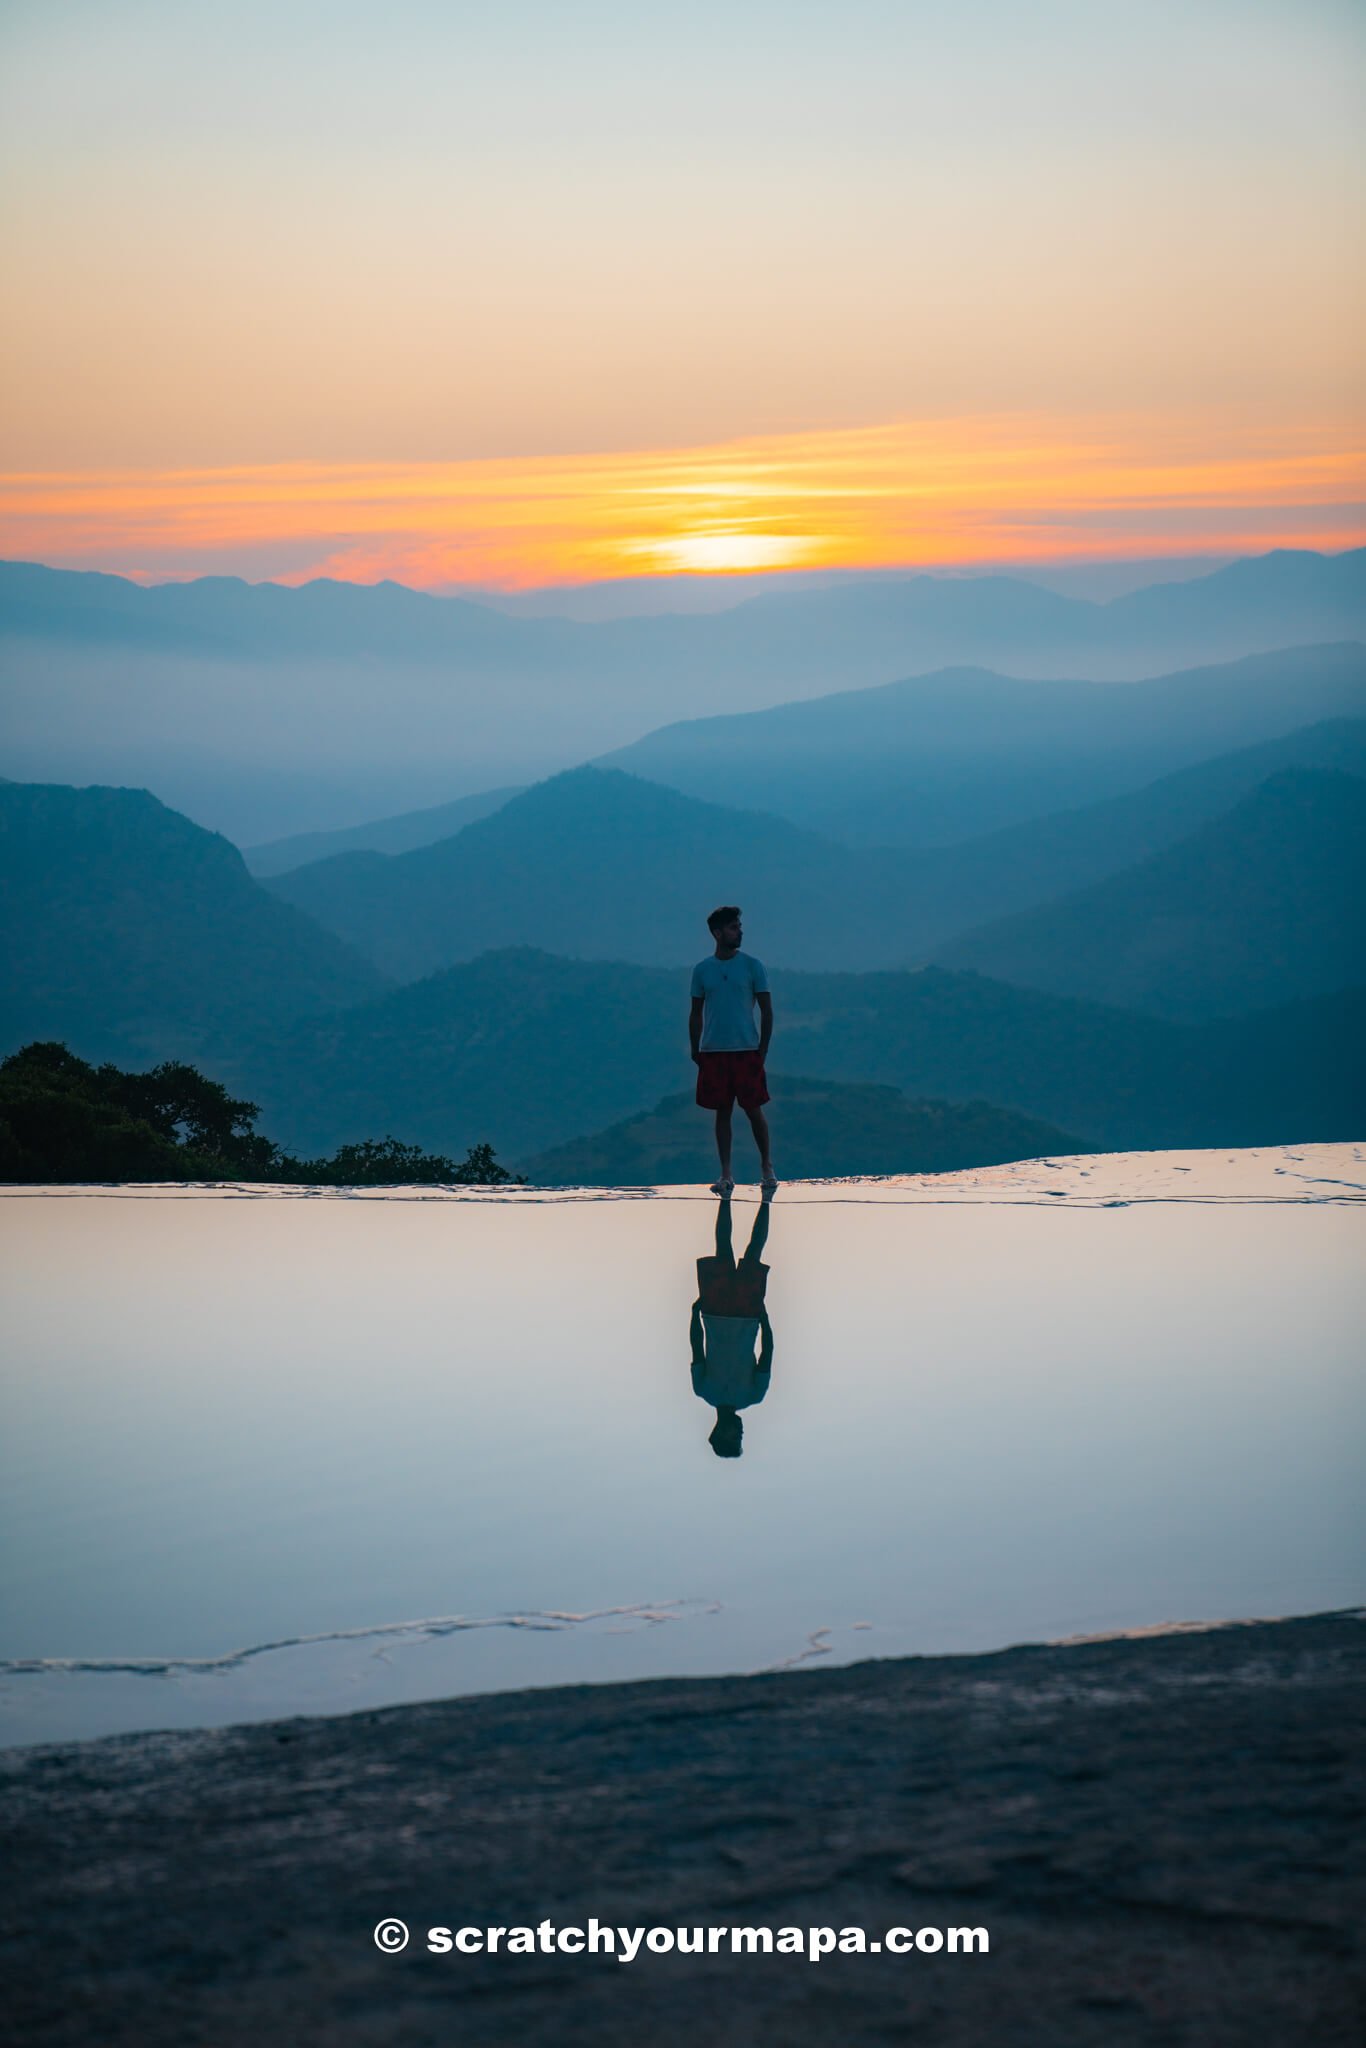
[[2, 414, 1360, 590]]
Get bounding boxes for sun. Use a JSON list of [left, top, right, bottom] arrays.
[[644, 532, 820, 574]]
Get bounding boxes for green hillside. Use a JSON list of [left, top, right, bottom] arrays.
[[0, 782, 386, 1066], [521, 1076, 1090, 1184], [226, 949, 1366, 1164]]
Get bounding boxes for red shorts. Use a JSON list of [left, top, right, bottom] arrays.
[[695, 1050, 770, 1112]]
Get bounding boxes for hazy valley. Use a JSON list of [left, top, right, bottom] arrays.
[[3, 548, 1363, 1181], [4, 548, 1363, 842]]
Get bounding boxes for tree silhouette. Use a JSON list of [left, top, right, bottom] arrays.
[[0, 1044, 522, 1186]]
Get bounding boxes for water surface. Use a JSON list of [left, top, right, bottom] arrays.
[[2, 1149, 1362, 1745]]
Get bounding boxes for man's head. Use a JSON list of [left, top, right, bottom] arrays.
[[709, 1407, 744, 1458], [707, 904, 742, 951]]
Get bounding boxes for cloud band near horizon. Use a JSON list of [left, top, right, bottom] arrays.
[[1, 414, 1361, 592]]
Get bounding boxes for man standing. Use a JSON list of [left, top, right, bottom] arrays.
[[689, 905, 777, 1196]]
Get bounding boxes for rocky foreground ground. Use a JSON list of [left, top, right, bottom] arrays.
[[5, 1613, 1363, 2045]]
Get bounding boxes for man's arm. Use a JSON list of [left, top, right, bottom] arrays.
[[689, 994, 705, 1063], [756, 990, 773, 1062]]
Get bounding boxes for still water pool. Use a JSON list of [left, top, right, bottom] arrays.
[[2, 1150, 1362, 1745]]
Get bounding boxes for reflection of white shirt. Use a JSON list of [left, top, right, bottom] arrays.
[[690, 953, 769, 1051], [693, 1315, 770, 1410]]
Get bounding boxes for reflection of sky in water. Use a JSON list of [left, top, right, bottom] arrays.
[[1, 1160, 1362, 1747]]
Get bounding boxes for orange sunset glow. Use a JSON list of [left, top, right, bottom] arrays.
[[1, 414, 1361, 591], [4, 2, 1363, 597]]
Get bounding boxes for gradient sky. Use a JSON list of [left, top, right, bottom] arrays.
[[1, 0, 1362, 587]]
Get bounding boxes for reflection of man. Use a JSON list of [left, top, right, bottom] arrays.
[[690, 1198, 773, 1458]]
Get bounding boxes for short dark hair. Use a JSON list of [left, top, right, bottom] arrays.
[[707, 904, 741, 934], [709, 1409, 744, 1458]]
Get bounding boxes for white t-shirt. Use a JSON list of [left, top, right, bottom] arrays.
[[691, 952, 770, 1052]]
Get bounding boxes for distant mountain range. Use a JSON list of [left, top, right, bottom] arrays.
[[936, 768, 1366, 1019], [7, 548, 1362, 677], [2, 770, 1359, 1163], [909, 717, 1366, 934], [3, 759, 1362, 1170], [474, 555, 1238, 619], [520, 1078, 1089, 1184], [0, 782, 385, 1066], [264, 767, 922, 977], [239, 674, 1366, 878], [6, 700, 1358, 1044], [600, 643, 1366, 846], [4, 549, 1363, 841], [263, 712, 1366, 996], [243, 785, 524, 877], [220, 948, 1364, 1165]]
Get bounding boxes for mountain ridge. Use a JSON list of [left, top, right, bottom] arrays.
[[264, 767, 919, 978], [0, 781, 387, 1066], [213, 946, 1366, 1165], [7, 545, 1363, 664], [934, 767, 1366, 1019], [240, 714, 1366, 926], [243, 784, 525, 876], [519, 1076, 1091, 1184], [599, 642, 1366, 845], [6, 550, 1364, 842], [263, 714, 1366, 989]]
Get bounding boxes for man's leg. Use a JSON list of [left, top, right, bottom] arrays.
[[715, 1198, 735, 1263], [744, 1105, 773, 1178], [714, 1106, 734, 1182], [741, 1199, 770, 1266]]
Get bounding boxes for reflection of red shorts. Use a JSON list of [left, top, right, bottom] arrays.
[[697, 1256, 769, 1315], [696, 1050, 770, 1111]]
